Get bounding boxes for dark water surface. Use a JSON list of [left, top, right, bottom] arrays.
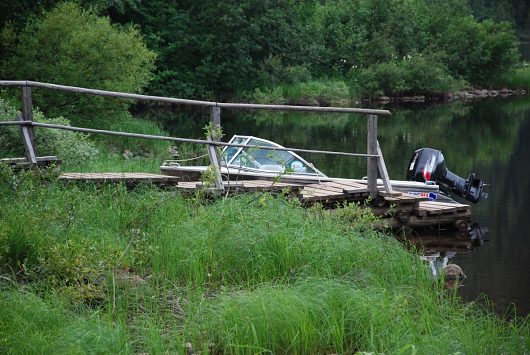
[[160, 96, 530, 316]]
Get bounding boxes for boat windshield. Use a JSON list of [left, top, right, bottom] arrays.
[[222, 135, 325, 176]]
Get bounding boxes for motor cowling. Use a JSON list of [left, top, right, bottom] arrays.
[[406, 148, 487, 203]]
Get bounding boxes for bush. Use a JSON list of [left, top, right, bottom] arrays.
[[349, 53, 465, 97], [253, 80, 349, 105], [0, 2, 156, 124], [258, 57, 313, 87], [252, 87, 287, 105], [0, 98, 99, 164], [350, 62, 409, 98]]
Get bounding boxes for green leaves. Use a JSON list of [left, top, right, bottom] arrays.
[[1, 2, 156, 124]]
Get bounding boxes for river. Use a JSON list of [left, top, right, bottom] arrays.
[[157, 94, 530, 316]]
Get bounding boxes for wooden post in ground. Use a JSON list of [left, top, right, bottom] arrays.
[[22, 86, 35, 143], [207, 106, 223, 190], [21, 86, 37, 164], [18, 112, 37, 164], [367, 114, 378, 198]]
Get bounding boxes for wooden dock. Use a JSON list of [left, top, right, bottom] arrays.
[[59, 172, 180, 186], [58, 173, 472, 230]]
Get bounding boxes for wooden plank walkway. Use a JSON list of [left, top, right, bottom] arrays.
[[177, 179, 304, 193], [1, 155, 61, 167], [59, 172, 180, 186], [57, 173, 472, 230]]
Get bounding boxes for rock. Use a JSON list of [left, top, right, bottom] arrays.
[[412, 95, 425, 102], [452, 91, 464, 99], [295, 97, 319, 106], [463, 93, 474, 99], [122, 149, 133, 160], [489, 90, 499, 97], [316, 97, 330, 107], [376, 96, 391, 103], [499, 88, 509, 95], [330, 99, 352, 107]]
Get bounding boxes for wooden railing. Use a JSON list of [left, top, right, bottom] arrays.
[[0, 80, 393, 196]]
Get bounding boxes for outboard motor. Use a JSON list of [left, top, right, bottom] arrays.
[[406, 148, 487, 203]]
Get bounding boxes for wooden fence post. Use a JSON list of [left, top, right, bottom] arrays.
[[22, 86, 35, 148], [211, 106, 221, 129], [21, 86, 37, 164], [207, 106, 223, 190], [367, 114, 378, 198]]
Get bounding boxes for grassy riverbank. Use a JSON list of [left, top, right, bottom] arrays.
[[0, 167, 528, 354], [494, 65, 530, 91]]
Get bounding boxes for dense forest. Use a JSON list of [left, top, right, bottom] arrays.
[[0, 0, 528, 103]]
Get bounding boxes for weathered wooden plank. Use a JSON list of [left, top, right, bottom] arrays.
[[303, 186, 344, 196], [304, 183, 344, 193], [59, 172, 180, 185], [383, 210, 472, 229], [425, 201, 469, 209], [341, 183, 373, 193], [0, 155, 61, 167], [325, 180, 367, 189], [242, 180, 277, 187]]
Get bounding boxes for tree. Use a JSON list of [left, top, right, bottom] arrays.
[[107, 0, 312, 99], [0, 2, 156, 125]]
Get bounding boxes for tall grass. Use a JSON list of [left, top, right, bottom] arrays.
[[494, 65, 530, 91], [253, 80, 351, 106], [0, 168, 528, 353], [61, 114, 173, 173], [0, 290, 126, 353]]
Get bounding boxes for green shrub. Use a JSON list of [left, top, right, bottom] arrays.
[[350, 62, 409, 98], [258, 57, 313, 87], [253, 80, 349, 105], [0, 98, 99, 163], [252, 87, 287, 104], [349, 53, 465, 97], [0, 2, 156, 124]]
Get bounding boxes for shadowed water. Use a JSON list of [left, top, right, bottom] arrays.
[[159, 95, 530, 316]]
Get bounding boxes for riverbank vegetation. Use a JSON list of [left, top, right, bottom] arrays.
[[1, 0, 529, 107], [0, 3, 530, 350], [0, 167, 528, 353]]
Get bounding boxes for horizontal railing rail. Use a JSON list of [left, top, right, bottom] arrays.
[[0, 80, 391, 116], [0, 120, 378, 158], [0, 80, 393, 195]]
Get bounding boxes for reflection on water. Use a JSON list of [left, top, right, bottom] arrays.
[[399, 223, 488, 255], [153, 95, 530, 316], [399, 224, 488, 290]]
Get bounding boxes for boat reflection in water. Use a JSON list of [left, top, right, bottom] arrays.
[[397, 224, 488, 288]]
